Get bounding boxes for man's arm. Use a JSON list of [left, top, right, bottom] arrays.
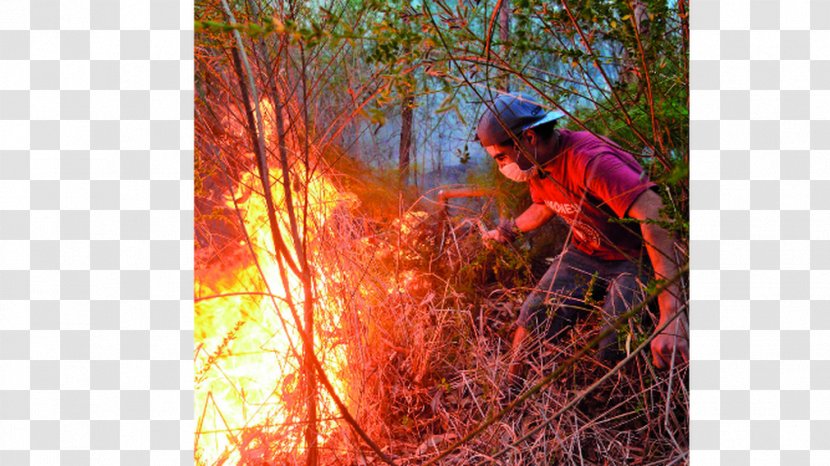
[[516, 202, 555, 231], [483, 203, 555, 243], [628, 189, 689, 369]]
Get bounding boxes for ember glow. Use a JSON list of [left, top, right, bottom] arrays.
[[194, 162, 351, 465]]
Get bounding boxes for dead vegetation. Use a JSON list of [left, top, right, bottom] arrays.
[[311, 201, 689, 465]]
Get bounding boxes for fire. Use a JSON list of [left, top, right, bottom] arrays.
[[195, 160, 351, 464]]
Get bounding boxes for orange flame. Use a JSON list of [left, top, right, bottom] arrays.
[[195, 159, 351, 464]]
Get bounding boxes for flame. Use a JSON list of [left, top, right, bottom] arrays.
[[195, 159, 351, 464]]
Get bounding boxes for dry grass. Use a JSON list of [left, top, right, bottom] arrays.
[[307, 200, 689, 465]]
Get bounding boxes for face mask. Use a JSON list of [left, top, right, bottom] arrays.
[[499, 162, 536, 182]]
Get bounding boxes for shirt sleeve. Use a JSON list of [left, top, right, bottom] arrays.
[[530, 180, 544, 205], [583, 152, 656, 218]]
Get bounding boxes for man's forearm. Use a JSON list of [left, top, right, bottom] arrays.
[[482, 203, 554, 244], [628, 189, 688, 366], [640, 222, 684, 324], [514, 203, 555, 233]]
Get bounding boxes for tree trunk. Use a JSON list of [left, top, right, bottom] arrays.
[[399, 93, 414, 187], [499, 0, 511, 91], [303, 283, 317, 466], [619, 0, 651, 86]]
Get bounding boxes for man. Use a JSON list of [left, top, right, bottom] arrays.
[[475, 93, 688, 385]]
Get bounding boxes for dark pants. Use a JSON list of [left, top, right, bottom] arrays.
[[517, 248, 645, 360]]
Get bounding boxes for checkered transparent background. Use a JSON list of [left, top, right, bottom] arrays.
[[690, 0, 830, 464], [0, 0, 194, 464]]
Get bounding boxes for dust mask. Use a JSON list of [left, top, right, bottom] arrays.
[[499, 162, 536, 182]]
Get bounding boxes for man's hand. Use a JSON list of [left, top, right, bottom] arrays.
[[482, 228, 510, 244], [650, 314, 689, 369], [481, 218, 519, 245]]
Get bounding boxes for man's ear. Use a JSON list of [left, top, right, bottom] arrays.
[[524, 129, 537, 146]]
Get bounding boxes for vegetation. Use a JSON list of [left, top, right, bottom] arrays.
[[194, 0, 688, 464]]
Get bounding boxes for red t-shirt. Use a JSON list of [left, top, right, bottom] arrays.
[[528, 129, 656, 261]]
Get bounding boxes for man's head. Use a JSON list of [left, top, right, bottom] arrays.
[[475, 93, 564, 179]]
